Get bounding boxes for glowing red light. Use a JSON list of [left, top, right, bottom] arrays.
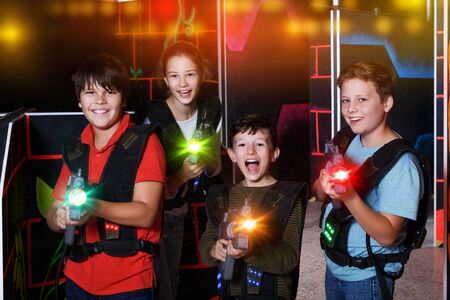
[[332, 169, 351, 182]]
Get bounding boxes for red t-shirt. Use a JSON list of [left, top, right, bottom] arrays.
[[53, 114, 166, 295]]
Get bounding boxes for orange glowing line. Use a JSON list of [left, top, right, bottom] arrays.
[[310, 45, 331, 48], [314, 111, 320, 153], [436, 179, 444, 183], [312, 152, 325, 156], [118, 2, 122, 34], [147, 0, 151, 32], [132, 34, 136, 70], [311, 75, 331, 79], [437, 136, 444, 140], [314, 47, 319, 77], [310, 45, 331, 78], [437, 94, 444, 99], [310, 109, 331, 113]]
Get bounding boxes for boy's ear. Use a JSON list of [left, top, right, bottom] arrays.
[[271, 147, 280, 162], [384, 96, 394, 112], [164, 77, 169, 87], [78, 101, 82, 109], [227, 148, 237, 163]]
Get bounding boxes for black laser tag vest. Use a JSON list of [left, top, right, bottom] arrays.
[[144, 94, 222, 209], [320, 126, 431, 279], [62, 124, 158, 262], [207, 181, 308, 299]]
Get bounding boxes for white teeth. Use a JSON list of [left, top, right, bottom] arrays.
[[92, 109, 108, 114], [350, 117, 363, 121], [246, 159, 258, 163]]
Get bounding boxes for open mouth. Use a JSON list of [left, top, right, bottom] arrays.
[[178, 90, 192, 98], [245, 159, 259, 171]]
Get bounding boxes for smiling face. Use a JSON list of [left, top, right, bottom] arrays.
[[341, 78, 393, 144], [227, 129, 280, 187], [78, 80, 123, 135], [164, 55, 201, 109]]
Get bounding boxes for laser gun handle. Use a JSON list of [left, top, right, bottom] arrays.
[[65, 224, 75, 246], [325, 160, 343, 209], [222, 255, 235, 281], [188, 154, 198, 164], [64, 169, 85, 246]]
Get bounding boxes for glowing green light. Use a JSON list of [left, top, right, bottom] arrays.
[[323, 221, 337, 245], [188, 140, 201, 154], [68, 189, 87, 207]]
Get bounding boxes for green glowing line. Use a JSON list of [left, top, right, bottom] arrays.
[[164, 0, 196, 49]]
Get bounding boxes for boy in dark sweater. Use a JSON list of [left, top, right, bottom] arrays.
[[199, 113, 308, 299]]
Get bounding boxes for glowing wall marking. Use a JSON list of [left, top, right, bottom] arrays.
[[164, 0, 196, 48], [310, 45, 331, 79], [341, 34, 433, 78], [115, 0, 217, 76], [226, 0, 301, 52]]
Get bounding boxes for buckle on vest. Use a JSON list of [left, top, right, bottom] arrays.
[[348, 257, 364, 268], [88, 242, 104, 255], [139, 240, 155, 254]]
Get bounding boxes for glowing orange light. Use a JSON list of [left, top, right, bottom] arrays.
[[49, 1, 64, 16], [393, 0, 423, 11], [261, 1, 284, 13], [100, 2, 115, 16], [375, 17, 392, 35], [241, 219, 256, 231], [287, 20, 303, 35], [123, 1, 140, 15], [0, 23, 22, 45], [405, 18, 423, 34]]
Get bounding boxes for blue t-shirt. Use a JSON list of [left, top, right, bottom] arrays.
[[322, 135, 422, 281]]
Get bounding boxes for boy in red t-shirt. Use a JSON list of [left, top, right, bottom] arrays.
[[47, 53, 165, 299]]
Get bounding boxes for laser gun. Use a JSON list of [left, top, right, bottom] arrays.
[[218, 198, 256, 281], [64, 169, 87, 246], [187, 136, 202, 164], [325, 141, 351, 208], [187, 116, 215, 165]]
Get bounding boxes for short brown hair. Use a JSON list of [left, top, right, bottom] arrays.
[[229, 113, 277, 148], [72, 53, 129, 102], [337, 61, 397, 101]]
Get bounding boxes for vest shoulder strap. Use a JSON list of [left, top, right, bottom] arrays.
[[333, 126, 356, 154], [264, 181, 308, 236], [353, 138, 417, 198], [144, 99, 176, 130], [62, 131, 89, 179], [197, 94, 222, 131]]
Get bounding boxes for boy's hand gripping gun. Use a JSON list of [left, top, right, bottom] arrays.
[[325, 141, 351, 208], [64, 169, 87, 246], [218, 198, 256, 280]]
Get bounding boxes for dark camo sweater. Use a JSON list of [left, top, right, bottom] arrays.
[[199, 182, 307, 300]]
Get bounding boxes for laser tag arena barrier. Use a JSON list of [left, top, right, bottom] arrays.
[[0, 109, 222, 299]]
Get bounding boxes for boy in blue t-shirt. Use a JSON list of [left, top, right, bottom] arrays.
[[313, 61, 422, 300]]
